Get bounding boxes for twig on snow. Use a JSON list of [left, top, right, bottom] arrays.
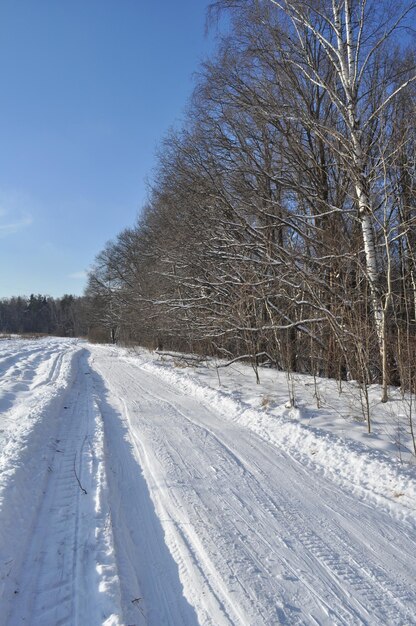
[[73, 452, 87, 494]]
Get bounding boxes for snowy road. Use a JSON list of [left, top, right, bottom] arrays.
[[0, 338, 415, 625]]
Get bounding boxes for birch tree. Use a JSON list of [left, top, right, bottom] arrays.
[[212, 0, 416, 396]]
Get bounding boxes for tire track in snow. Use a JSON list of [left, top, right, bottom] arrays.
[[94, 361, 335, 624], [134, 373, 416, 624], [0, 342, 51, 376], [91, 363, 202, 626], [129, 386, 360, 625], [4, 350, 122, 626], [92, 353, 416, 626]]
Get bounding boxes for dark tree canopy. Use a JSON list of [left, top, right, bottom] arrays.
[[0, 294, 87, 337]]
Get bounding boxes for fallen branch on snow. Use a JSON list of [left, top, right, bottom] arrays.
[[73, 452, 87, 495]]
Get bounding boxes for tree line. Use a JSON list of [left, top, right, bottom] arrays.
[[0, 294, 87, 337], [86, 0, 416, 403]]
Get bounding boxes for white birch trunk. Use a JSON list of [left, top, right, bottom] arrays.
[[355, 178, 386, 397]]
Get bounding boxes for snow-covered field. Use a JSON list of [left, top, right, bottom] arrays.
[[0, 337, 415, 625]]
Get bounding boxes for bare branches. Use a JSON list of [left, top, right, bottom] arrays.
[[84, 0, 416, 402]]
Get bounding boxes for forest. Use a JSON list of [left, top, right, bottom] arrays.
[[85, 0, 416, 403], [0, 294, 87, 337]]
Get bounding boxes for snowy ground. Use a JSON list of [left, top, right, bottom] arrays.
[[0, 337, 415, 625]]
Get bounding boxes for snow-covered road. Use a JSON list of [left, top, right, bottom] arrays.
[[1, 338, 415, 625]]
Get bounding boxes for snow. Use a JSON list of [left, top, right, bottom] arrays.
[[0, 337, 415, 625]]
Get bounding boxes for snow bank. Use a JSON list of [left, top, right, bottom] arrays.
[[116, 349, 416, 523]]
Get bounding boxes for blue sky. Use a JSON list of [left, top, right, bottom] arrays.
[[0, 0, 216, 298]]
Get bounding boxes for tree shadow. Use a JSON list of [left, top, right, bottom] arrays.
[[91, 369, 201, 626]]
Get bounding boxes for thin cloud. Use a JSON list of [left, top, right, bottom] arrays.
[[0, 208, 33, 238], [68, 271, 87, 280]]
